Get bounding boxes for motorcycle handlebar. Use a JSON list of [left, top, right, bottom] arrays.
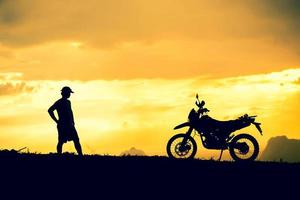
[[198, 107, 209, 114], [249, 115, 257, 118], [195, 97, 209, 113], [202, 108, 210, 113], [252, 122, 263, 135]]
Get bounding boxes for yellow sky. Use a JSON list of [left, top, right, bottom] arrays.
[[0, 0, 300, 158], [0, 69, 299, 158]]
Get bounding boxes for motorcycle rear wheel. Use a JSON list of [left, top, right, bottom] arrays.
[[166, 134, 197, 159], [229, 133, 259, 161]]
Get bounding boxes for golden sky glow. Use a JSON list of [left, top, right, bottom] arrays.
[[0, 69, 299, 158], [0, 0, 300, 159]]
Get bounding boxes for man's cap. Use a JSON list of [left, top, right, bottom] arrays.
[[61, 86, 74, 93]]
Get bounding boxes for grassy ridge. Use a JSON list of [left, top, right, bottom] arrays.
[[0, 150, 299, 198]]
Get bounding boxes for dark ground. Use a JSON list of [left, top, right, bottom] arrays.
[[1, 150, 299, 199]]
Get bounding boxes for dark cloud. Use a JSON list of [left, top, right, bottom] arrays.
[[0, 0, 24, 25], [260, 0, 300, 19], [0, 0, 299, 80], [0, 81, 34, 95], [0, 0, 33, 46], [0, 0, 299, 50], [256, 0, 300, 52]]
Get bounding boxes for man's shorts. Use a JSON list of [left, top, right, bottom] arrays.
[[57, 123, 79, 143]]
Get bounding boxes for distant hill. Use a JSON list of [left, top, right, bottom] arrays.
[[120, 147, 146, 156], [260, 135, 300, 162]]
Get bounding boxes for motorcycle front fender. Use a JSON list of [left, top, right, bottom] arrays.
[[174, 122, 191, 130], [252, 122, 263, 135]]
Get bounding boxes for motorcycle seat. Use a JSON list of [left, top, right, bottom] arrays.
[[201, 115, 236, 127], [199, 115, 251, 134]]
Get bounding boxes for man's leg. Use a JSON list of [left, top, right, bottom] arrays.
[[57, 141, 63, 154], [73, 138, 83, 156]]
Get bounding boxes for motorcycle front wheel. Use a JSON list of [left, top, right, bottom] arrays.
[[166, 134, 197, 159], [229, 133, 259, 161]]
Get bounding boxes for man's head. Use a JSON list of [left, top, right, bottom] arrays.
[[61, 86, 74, 99]]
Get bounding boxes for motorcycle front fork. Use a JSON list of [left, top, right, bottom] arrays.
[[181, 127, 224, 161], [181, 127, 194, 145]]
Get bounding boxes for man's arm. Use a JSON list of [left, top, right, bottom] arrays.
[[48, 104, 59, 124], [71, 110, 75, 125], [69, 101, 75, 125]]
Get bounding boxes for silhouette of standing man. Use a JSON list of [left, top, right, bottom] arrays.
[[48, 86, 83, 155]]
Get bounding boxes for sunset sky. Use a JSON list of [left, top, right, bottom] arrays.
[[0, 0, 299, 159]]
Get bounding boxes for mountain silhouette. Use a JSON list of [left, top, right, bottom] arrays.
[[260, 135, 300, 162], [120, 147, 146, 156]]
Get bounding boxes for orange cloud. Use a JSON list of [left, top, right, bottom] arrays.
[[1, 0, 299, 49], [0, 81, 34, 95], [1, 1, 300, 80]]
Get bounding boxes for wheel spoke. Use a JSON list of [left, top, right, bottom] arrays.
[[232, 137, 257, 160], [168, 135, 196, 159]]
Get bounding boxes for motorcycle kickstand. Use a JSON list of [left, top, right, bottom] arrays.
[[218, 150, 224, 161]]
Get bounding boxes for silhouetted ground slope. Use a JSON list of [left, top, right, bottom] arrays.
[[0, 150, 299, 198], [261, 135, 300, 162]]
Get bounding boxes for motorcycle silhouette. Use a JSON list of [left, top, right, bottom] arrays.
[[167, 94, 263, 161]]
